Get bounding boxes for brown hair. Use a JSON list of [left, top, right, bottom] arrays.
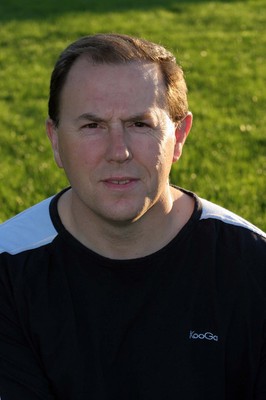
[[48, 33, 188, 126]]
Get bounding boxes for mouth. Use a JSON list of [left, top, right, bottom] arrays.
[[107, 179, 131, 185], [102, 177, 139, 188]]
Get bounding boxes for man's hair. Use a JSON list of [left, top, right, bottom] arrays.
[[48, 33, 188, 126]]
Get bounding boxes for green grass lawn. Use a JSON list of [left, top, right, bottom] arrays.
[[0, 0, 265, 230]]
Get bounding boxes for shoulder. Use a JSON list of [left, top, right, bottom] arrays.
[[0, 196, 58, 255], [197, 197, 266, 256], [196, 196, 266, 290], [199, 197, 266, 240]]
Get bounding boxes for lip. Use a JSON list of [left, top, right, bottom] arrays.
[[102, 177, 139, 189]]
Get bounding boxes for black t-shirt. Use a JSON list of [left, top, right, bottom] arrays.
[[0, 188, 266, 399]]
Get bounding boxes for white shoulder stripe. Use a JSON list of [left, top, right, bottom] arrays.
[[0, 196, 58, 255], [200, 198, 266, 238]]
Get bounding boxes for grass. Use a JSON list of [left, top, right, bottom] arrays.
[[0, 0, 265, 230]]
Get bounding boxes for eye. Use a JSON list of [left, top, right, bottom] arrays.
[[127, 120, 152, 134], [82, 122, 99, 129], [133, 121, 148, 128]]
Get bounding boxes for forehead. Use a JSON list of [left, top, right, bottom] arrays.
[[61, 58, 166, 111], [66, 56, 163, 85]]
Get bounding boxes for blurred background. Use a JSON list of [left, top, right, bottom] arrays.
[[0, 0, 265, 230]]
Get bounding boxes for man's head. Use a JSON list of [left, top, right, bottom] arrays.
[[48, 33, 188, 127], [46, 34, 192, 228]]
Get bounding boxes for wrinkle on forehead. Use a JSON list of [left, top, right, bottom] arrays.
[[69, 57, 167, 106], [59, 58, 169, 125]]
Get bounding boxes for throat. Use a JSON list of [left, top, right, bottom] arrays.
[[57, 187, 194, 260]]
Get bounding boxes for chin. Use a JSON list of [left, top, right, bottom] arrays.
[[101, 207, 146, 225]]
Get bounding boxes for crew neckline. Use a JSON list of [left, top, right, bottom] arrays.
[[49, 186, 203, 267]]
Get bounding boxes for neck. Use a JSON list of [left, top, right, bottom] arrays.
[[58, 187, 194, 260]]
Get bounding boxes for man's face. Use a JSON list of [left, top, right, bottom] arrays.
[[47, 58, 188, 225]]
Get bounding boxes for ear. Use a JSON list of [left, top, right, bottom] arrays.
[[172, 112, 193, 162], [46, 118, 63, 168]]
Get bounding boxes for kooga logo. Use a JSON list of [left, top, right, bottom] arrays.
[[189, 330, 218, 342]]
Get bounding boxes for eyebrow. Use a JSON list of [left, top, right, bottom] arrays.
[[75, 111, 155, 124], [125, 112, 154, 122], [74, 113, 104, 123]]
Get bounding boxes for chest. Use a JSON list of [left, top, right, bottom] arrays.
[[25, 256, 262, 399]]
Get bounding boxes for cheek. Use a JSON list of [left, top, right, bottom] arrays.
[[140, 140, 173, 178], [135, 138, 161, 166], [158, 135, 176, 162], [59, 138, 103, 169]]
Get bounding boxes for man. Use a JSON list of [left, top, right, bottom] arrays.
[[0, 33, 265, 399]]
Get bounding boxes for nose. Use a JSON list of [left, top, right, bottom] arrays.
[[105, 125, 132, 163]]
